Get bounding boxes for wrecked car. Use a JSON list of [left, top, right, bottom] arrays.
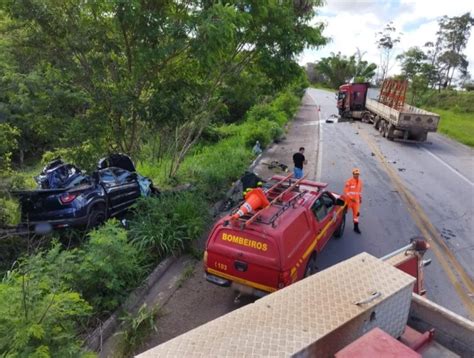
[[13, 154, 159, 230]]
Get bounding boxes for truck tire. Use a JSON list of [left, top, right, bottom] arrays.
[[374, 118, 381, 130], [333, 213, 346, 239], [304, 253, 318, 278], [387, 124, 395, 141], [416, 132, 427, 142]]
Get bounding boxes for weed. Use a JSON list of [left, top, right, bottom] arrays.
[[115, 304, 160, 357], [177, 262, 196, 288]]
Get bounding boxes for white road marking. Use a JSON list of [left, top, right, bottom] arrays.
[[316, 111, 323, 182], [420, 146, 474, 187], [301, 121, 319, 126]]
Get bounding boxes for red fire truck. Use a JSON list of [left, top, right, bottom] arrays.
[[204, 174, 346, 297]]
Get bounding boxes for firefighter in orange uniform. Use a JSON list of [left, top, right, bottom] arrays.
[[344, 168, 363, 234]]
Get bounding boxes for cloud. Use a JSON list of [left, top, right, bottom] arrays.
[[300, 1, 474, 78]]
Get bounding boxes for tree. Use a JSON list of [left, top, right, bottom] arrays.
[[1, 1, 327, 177], [353, 54, 377, 83], [397, 47, 436, 103], [435, 13, 474, 89], [315, 52, 376, 88], [375, 22, 401, 82]]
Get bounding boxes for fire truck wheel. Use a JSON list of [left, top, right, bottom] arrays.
[[304, 253, 318, 278]]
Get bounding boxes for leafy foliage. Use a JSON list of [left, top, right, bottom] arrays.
[[73, 220, 144, 314], [116, 304, 159, 357], [129, 191, 209, 260], [0, 244, 93, 357], [0, 0, 326, 177], [315, 52, 376, 88], [375, 22, 401, 82], [0, 123, 19, 173]]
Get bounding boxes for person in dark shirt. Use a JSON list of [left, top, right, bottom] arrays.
[[292, 147, 307, 179]]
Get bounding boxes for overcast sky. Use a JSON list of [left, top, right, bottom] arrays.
[[298, 0, 474, 79]]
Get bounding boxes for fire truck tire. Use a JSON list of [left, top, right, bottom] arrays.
[[333, 213, 346, 239], [304, 253, 318, 277]]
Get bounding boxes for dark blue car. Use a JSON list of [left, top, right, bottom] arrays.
[[14, 155, 158, 230]]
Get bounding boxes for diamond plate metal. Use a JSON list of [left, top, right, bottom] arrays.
[[137, 253, 415, 357]]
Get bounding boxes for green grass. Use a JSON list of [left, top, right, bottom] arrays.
[[310, 83, 337, 91], [429, 108, 474, 147]]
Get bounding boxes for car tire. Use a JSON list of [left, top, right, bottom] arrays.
[[304, 253, 318, 278], [87, 208, 106, 230], [333, 213, 346, 239]]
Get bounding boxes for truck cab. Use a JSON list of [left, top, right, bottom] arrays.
[[204, 175, 346, 297], [337, 83, 369, 118]]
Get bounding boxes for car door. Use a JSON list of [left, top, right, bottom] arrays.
[[109, 167, 141, 214], [98, 169, 120, 215], [310, 193, 335, 252]]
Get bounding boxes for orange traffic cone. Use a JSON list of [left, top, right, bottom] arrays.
[[231, 188, 270, 220]]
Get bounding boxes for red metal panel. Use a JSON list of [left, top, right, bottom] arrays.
[[335, 327, 421, 358]]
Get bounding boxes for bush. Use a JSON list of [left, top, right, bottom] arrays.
[[419, 90, 474, 113], [0, 244, 93, 357], [272, 90, 300, 119], [0, 123, 20, 173], [73, 220, 145, 314], [0, 196, 20, 226], [179, 137, 252, 198], [240, 119, 283, 148], [129, 191, 210, 260], [246, 103, 287, 127]]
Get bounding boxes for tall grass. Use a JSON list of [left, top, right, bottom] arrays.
[[429, 108, 474, 147], [178, 136, 252, 200], [128, 191, 210, 261]]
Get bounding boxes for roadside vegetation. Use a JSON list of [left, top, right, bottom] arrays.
[[0, 1, 324, 355]]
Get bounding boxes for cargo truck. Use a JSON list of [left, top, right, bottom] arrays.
[[337, 81, 440, 142]]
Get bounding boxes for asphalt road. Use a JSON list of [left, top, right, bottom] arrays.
[[138, 88, 473, 354], [307, 88, 473, 318]]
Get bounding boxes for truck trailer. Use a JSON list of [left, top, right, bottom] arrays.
[[337, 81, 440, 142]]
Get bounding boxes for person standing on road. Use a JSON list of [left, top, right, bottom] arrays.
[[292, 147, 307, 179], [344, 168, 363, 234]]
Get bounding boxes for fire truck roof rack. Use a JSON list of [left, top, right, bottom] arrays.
[[233, 174, 309, 229]]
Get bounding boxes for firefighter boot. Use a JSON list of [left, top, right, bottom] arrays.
[[354, 223, 361, 234]]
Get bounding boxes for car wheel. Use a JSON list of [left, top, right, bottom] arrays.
[[87, 208, 106, 230], [304, 253, 318, 278], [333, 213, 346, 239]]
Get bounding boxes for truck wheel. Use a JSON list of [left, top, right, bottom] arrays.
[[374, 118, 381, 130], [416, 132, 427, 142], [387, 125, 395, 141], [333, 213, 346, 239], [304, 253, 318, 278], [87, 207, 106, 230]]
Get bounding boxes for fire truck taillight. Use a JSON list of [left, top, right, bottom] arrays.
[[278, 270, 291, 289]]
